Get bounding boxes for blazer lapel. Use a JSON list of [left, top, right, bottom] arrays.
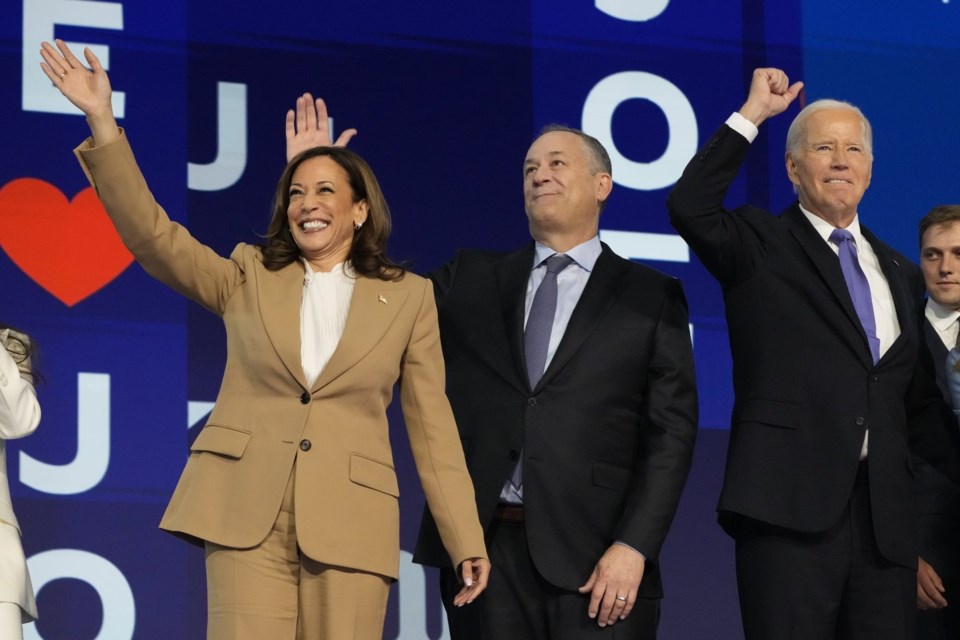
[[496, 245, 536, 391], [783, 206, 874, 365], [257, 259, 310, 390], [311, 277, 408, 392], [535, 245, 628, 391], [256, 263, 409, 393]]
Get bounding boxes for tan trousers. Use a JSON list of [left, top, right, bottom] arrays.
[[204, 467, 391, 640]]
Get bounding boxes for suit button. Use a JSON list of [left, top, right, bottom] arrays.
[[0, 373, 6, 387], [870, 375, 879, 382], [855, 416, 865, 426], [300, 392, 310, 404], [527, 397, 537, 407], [508, 450, 519, 461], [299, 439, 312, 451]]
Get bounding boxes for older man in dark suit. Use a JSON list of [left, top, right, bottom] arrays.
[[668, 68, 959, 640], [414, 125, 698, 639]]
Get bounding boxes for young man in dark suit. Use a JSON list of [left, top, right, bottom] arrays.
[[414, 125, 699, 639], [916, 206, 960, 639]]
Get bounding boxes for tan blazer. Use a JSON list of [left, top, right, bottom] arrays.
[[0, 331, 39, 621], [75, 133, 486, 579]]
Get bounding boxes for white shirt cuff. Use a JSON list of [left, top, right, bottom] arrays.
[[613, 540, 646, 561], [726, 112, 759, 143]]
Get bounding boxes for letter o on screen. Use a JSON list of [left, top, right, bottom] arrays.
[[595, 0, 670, 22], [582, 71, 697, 191], [24, 549, 135, 640]]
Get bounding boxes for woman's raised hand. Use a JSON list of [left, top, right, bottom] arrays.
[[285, 92, 357, 162], [40, 39, 118, 145]]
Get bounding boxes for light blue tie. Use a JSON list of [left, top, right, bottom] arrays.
[[510, 253, 574, 492], [830, 228, 880, 364]]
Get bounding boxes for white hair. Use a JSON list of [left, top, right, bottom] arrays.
[[785, 99, 873, 157]]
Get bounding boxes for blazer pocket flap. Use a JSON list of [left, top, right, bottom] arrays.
[[190, 425, 252, 459], [592, 461, 632, 490], [736, 398, 802, 429], [349, 453, 400, 497]]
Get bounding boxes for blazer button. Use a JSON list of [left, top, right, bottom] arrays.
[[0, 373, 6, 387], [299, 439, 312, 451], [508, 449, 519, 461], [855, 416, 865, 426], [300, 391, 310, 404], [527, 397, 538, 407]]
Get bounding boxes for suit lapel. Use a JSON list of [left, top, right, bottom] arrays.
[[257, 259, 310, 390], [494, 242, 632, 392], [924, 317, 950, 402], [496, 246, 535, 391], [536, 245, 628, 391], [312, 277, 408, 391], [783, 206, 874, 365], [861, 224, 914, 363]]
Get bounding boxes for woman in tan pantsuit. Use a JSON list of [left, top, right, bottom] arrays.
[[41, 40, 489, 639], [0, 327, 40, 640]]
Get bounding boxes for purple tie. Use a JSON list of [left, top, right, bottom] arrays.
[[830, 228, 880, 363], [510, 253, 574, 493]]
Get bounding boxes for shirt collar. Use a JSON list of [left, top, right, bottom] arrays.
[[926, 297, 960, 333], [302, 259, 354, 284], [532, 235, 602, 272], [799, 204, 864, 247]]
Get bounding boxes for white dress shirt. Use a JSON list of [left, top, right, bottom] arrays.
[[925, 298, 960, 349]]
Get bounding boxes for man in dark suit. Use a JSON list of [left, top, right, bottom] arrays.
[[414, 125, 698, 638], [667, 68, 956, 639], [916, 205, 960, 638]]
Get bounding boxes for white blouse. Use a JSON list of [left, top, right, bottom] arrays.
[[300, 261, 356, 387]]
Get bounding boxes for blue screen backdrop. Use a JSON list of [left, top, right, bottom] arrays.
[[2, 0, 958, 637]]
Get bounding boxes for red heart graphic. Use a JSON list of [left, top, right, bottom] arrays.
[[0, 178, 133, 307]]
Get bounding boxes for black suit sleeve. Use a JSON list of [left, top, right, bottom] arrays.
[[667, 124, 770, 288], [429, 252, 462, 306], [615, 277, 698, 560]]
